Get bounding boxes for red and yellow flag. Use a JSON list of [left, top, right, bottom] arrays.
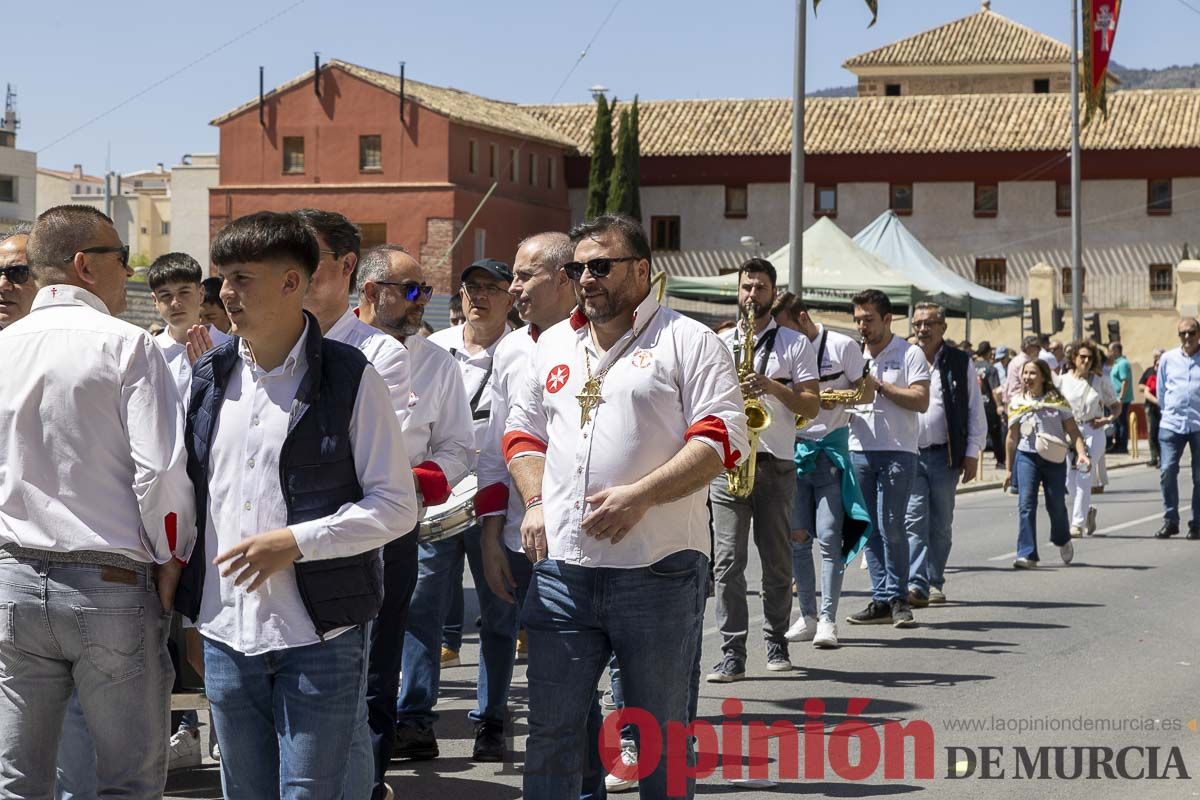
[[1083, 0, 1122, 125]]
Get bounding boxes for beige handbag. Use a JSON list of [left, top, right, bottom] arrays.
[[1035, 431, 1069, 463]]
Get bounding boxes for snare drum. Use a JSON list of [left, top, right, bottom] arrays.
[[418, 474, 478, 544]]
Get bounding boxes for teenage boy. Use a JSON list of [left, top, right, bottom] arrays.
[[199, 276, 232, 333], [174, 211, 418, 798], [148, 252, 231, 399]]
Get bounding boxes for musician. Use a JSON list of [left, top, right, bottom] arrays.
[[0, 223, 33, 330], [773, 293, 873, 650], [846, 289, 930, 629], [505, 214, 747, 798], [357, 245, 474, 780], [706, 259, 819, 682], [905, 302, 986, 607]]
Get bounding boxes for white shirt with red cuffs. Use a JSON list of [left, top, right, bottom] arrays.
[[401, 333, 475, 508], [504, 293, 748, 569]]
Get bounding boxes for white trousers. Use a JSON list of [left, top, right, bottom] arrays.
[[1066, 424, 1107, 529]]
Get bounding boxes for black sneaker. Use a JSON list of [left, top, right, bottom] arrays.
[[705, 653, 746, 683], [1188, 525, 1200, 541], [1154, 521, 1180, 539], [846, 600, 892, 625], [393, 724, 439, 760], [472, 722, 505, 762], [890, 598, 917, 629], [765, 641, 792, 672]]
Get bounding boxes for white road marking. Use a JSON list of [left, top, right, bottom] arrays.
[[988, 511, 1163, 561]]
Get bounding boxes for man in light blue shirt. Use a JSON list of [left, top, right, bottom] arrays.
[[1154, 317, 1200, 540]]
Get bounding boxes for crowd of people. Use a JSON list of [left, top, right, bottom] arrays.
[[0, 206, 1194, 800]]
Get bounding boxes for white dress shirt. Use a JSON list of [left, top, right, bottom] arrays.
[[0, 285, 196, 564], [198, 320, 417, 655], [717, 319, 818, 459], [326, 307, 411, 429], [401, 333, 476, 496], [428, 323, 510, 452], [154, 326, 231, 401], [849, 334, 931, 454], [505, 294, 748, 568], [797, 325, 867, 441], [916, 345, 988, 459]]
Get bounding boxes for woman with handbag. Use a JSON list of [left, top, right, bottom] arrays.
[[1002, 359, 1091, 568], [1058, 341, 1121, 537]]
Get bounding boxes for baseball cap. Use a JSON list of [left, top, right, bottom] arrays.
[[461, 258, 513, 284], [996, 345, 1011, 358]]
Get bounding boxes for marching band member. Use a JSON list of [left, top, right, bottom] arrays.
[[706, 258, 819, 682], [505, 214, 747, 799]]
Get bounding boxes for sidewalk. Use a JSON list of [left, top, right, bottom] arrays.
[[962, 449, 1152, 494]]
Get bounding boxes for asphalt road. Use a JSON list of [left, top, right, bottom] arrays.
[[166, 461, 1200, 799]]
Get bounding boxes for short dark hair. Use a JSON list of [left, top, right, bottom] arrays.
[[975, 340, 992, 357], [146, 252, 203, 290], [738, 257, 777, 288], [771, 290, 807, 321], [210, 212, 320, 277], [201, 276, 223, 304], [293, 208, 361, 258], [851, 288, 892, 318], [568, 213, 651, 267], [448, 293, 462, 313], [27, 205, 115, 280]]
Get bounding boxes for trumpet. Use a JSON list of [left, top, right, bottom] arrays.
[[795, 366, 871, 429], [727, 300, 772, 498]]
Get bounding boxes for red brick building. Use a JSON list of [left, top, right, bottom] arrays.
[[210, 60, 574, 291]]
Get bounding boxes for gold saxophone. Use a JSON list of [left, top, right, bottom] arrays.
[[727, 300, 772, 498], [796, 366, 871, 429]]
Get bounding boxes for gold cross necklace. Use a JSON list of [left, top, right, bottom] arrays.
[[576, 307, 660, 426]]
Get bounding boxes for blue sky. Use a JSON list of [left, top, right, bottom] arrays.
[[12, 0, 1200, 173]]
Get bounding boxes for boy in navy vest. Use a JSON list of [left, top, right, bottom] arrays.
[[175, 211, 417, 798]]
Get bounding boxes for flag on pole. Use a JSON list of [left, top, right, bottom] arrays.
[[813, 0, 878, 27], [1083, 0, 1122, 125]]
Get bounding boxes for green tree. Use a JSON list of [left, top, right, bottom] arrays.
[[627, 96, 642, 221], [606, 99, 642, 220], [585, 94, 614, 219]]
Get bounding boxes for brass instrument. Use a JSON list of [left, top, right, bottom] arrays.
[[651, 270, 668, 303], [796, 366, 871, 429], [727, 300, 772, 498]]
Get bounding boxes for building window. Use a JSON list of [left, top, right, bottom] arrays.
[[282, 137, 305, 174], [161, 221, 170, 236], [359, 135, 382, 171], [1056, 182, 1071, 216], [489, 144, 499, 179], [1033, 78, 1051, 94], [140, 226, 148, 235], [0, 175, 15, 202], [814, 185, 837, 217], [889, 184, 913, 216], [974, 258, 1007, 293], [1061, 267, 1085, 296], [547, 156, 556, 189], [974, 183, 999, 217], [725, 185, 748, 218], [529, 153, 538, 187], [468, 140, 479, 175], [1150, 263, 1174, 295], [1148, 179, 1172, 215], [357, 223, 387, 250], [885, 84, 902, 97], [509, 148, 519, 182], [650, 216, 681, 251]]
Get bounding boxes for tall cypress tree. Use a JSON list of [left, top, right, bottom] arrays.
[[627, 96, 642, 222], [607, 105, 635, 217], [585, 95, 614, 219]]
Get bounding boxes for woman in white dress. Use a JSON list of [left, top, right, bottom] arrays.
[[1057, 340, 1121, 537]]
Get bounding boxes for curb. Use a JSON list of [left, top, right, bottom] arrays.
[[956, 456, 1151, 495]]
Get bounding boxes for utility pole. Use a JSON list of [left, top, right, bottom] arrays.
[[1070, 0, 1083, 340], [788, 0, 806, 295]]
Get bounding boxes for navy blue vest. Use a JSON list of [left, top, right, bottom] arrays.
[[174, 312, 384, 636], [938, 345, 972, 470]]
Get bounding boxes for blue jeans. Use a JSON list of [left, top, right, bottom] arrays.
[[55, 692, 98, 800], [203, 627, 366, 799], [906, 446, 960, 595], [851, 450, 918, 604], [791, 450, 846, 621], [1159, 428, 1200, 525], [0, 555, 173, 800], [522, 550, 708, 800], [1015, 450, 1071, 560], [442, 551, 465, 652]]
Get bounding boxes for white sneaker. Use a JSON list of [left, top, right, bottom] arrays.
[[209, 734, 220, 762], [784, 614, 818, 642], [1059, 540, 1074, 565], [168, 729, 202, 770], [813, 619, 839, 648], [604, 740, 639, 793]]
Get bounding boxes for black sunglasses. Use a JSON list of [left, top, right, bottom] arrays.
[[0, 265, 30, 285], [67, 245, 130, 268], [562, 256, 640, 281], [1180, 329, 1200, 338], [375, 280, 433, 302]]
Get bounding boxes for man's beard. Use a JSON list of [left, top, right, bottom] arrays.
[[381, 304, 424, 337], [576, 275, 636, 324]]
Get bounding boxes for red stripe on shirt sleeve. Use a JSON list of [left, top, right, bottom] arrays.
[[474, 482, 510, 516], [503, 431, 548, 462], [165, 512, 177, 554], [685, 416, 742, 470], [413, 461, 453, 506]]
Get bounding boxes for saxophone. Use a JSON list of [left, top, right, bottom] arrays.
[[796, 366, 871, 428], [727, 300, 772, 498]]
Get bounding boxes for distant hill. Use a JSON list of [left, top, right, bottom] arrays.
[[807, 84, 857, 98]]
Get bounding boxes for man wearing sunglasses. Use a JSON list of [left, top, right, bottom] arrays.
[[357, 244, 474, 784], [0, 223, 33, 330], [1154, 318, 1200, 540]]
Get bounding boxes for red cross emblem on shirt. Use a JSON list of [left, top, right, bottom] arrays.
[[50, 287, 58, 298], [546, 364, 570, 393]]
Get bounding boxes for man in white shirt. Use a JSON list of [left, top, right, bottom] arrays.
[[356, 243, 474, 788], [846, 289, 930, 629], [0, 223, 34, 330], [505, 214, 748, 798], [0, 205, 195, 799], [706, 259, 819, 683], [905, 302, 986, 607], [174, 211, 417, 798], [148, 252, 232, 400]]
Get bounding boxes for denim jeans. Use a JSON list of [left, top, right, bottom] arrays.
[[1015, 450, 1071, 560], [791, 450, 846, 621], [1147, 404, 1161, 462], [851, 450, 918, 604], [55, 692, 98, 800], [0, 555, 173, 800], [1113, 401, 1132, 451], [203, 627, 366, 799], [906, 446, 961, 595], [522, 550, 708, 800], [1159, 428, 1200, 524], [442, 551, 465, 652], [1066, 425, 1106, 529]]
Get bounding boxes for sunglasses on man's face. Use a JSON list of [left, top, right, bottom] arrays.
[[562, 256, 640, 282], [0, 265, 30, 285], [67, 245, 130, 268], [375, 280, 433, 302], [1180, 329, 1200, 339]]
